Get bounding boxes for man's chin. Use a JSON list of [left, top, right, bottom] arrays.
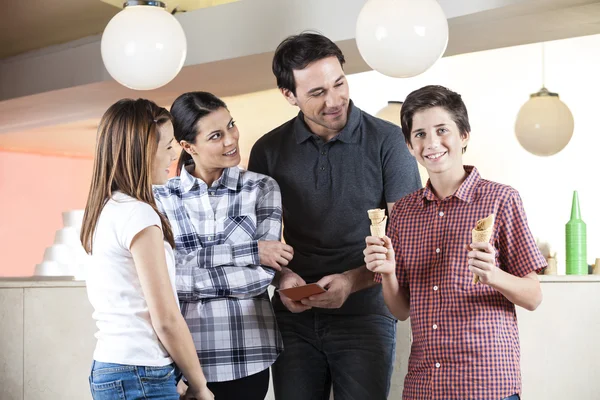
[[324, 119, 347, 132]]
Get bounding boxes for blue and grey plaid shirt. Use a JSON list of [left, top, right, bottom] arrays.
[[153, 166, 283, 382]]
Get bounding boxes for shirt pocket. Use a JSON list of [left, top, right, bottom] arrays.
[[220, 215, 257, 243]]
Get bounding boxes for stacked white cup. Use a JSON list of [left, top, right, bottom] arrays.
[[34, 210, 90, 280]]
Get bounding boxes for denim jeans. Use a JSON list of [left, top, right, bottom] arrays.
[[272, 310, 397, 400], [503, 396, 519, 400], [89, 360, 180, 400]]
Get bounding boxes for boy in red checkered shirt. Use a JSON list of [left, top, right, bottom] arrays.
[[364, 85, 546, 400]]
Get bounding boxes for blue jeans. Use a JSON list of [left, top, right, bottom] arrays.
[[503, 396, 519, 400], [89, 360, 179, 400], [272, 311, 397, 400]]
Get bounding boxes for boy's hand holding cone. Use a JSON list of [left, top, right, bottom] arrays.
[[471, 214, 495, 284]]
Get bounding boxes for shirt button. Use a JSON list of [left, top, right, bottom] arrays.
[[435, 248, 441, 254], [433, 324, 438, 330], [433, 285, 439, 291], [439, 211, 444, 217], [435, 363, 441, 368], [207, 236, 212, 241], [320, 167, 325, 171]]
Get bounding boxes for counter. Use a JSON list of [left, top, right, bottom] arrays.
[[1, 276, 599, 399]]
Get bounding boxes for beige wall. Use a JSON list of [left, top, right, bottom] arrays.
[[348, 33, 600, 274]]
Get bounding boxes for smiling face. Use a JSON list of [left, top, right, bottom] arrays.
[[408, 106, 469, 177], [281, 56, 350, 140], [151, 121, 178, 185], [181, 107, 241, 170]]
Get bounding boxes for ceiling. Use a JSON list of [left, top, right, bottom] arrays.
[[2, 0, 600, 158], [0, 0, 240, 59], [0, 0, 117, 59]]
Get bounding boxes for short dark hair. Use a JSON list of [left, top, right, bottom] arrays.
[[401, 85, 471, 153], [272, 32, 345, 95]]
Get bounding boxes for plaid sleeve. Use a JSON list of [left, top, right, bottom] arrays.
[[254, 178, 283, 241], [177, 248, 274, 301], [497, 190, 548, 277], [178, 242, 259, 269], [174, 244, 274, 302]]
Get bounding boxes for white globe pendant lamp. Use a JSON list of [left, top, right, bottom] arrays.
[[376, 101, 403, 125], [101, 1, 187, 90], [355, 0, 448, 78], [514, 44, 574, 156]]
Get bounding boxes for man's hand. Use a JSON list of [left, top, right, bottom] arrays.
[[301, 273, 352, 309], [364, 236, 396, 276], [258, 240, 294, 271], [468, 242, 499, 285], [278, 268, 312, 313]]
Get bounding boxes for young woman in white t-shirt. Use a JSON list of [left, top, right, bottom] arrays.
[[80, 98, 214, 400]]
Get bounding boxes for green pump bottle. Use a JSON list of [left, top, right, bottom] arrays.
[[566, 191, 587, 275]]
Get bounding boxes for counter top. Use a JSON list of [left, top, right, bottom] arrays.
[[539, 274, 600, 282], [0, 277, 86, 288], [1, 274, 599, 288]]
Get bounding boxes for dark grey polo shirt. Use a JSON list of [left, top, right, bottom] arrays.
[[248, 101, 421, 316]]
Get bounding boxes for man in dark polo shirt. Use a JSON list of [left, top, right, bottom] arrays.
[[248, 33, 421, 400]]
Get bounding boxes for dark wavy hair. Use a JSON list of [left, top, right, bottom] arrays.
[[272, 32, 345, 95], [401, 85, 470, 153], [169, 91, 228, 174]]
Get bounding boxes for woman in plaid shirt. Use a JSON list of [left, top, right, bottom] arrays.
[[364, 85, 546, 400], [153, 92, 292, 400]]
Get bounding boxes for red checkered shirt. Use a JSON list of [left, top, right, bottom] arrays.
[[377, 166, 546, 400]]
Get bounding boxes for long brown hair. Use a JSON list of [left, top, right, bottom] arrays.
[[81, 98, 175, 253]]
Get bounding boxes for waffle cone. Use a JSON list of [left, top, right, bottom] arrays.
[[367, 208, 386, 224], [370, 218, 387, 238], [472, 228, 493, 243], [471, 214, 495, 284]]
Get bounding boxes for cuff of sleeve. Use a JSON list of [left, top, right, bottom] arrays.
[[374, 272, 383, 284], [231, 241, 259, 267]]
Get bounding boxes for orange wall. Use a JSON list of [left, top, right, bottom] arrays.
[[0, 151, 93, 276]]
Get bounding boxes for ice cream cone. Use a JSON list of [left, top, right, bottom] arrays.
[[367, 209, 387, 238], [472, 228, 493, 244], [471, 214, 495, 284], [368, 208, 386, 224], [370, 216, 387, 238]]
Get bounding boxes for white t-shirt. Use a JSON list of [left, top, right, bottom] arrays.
[[86, 192, 178, 366]]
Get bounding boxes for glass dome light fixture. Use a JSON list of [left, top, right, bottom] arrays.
[[101, 0, 187, 90], [375, 101, 403, 125], [514, 43, 574, 156], [355, 0, 448, 78]]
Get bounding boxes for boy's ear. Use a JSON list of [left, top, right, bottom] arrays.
[[461, 130, 471, 149], [406, 141, 415, 157]]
